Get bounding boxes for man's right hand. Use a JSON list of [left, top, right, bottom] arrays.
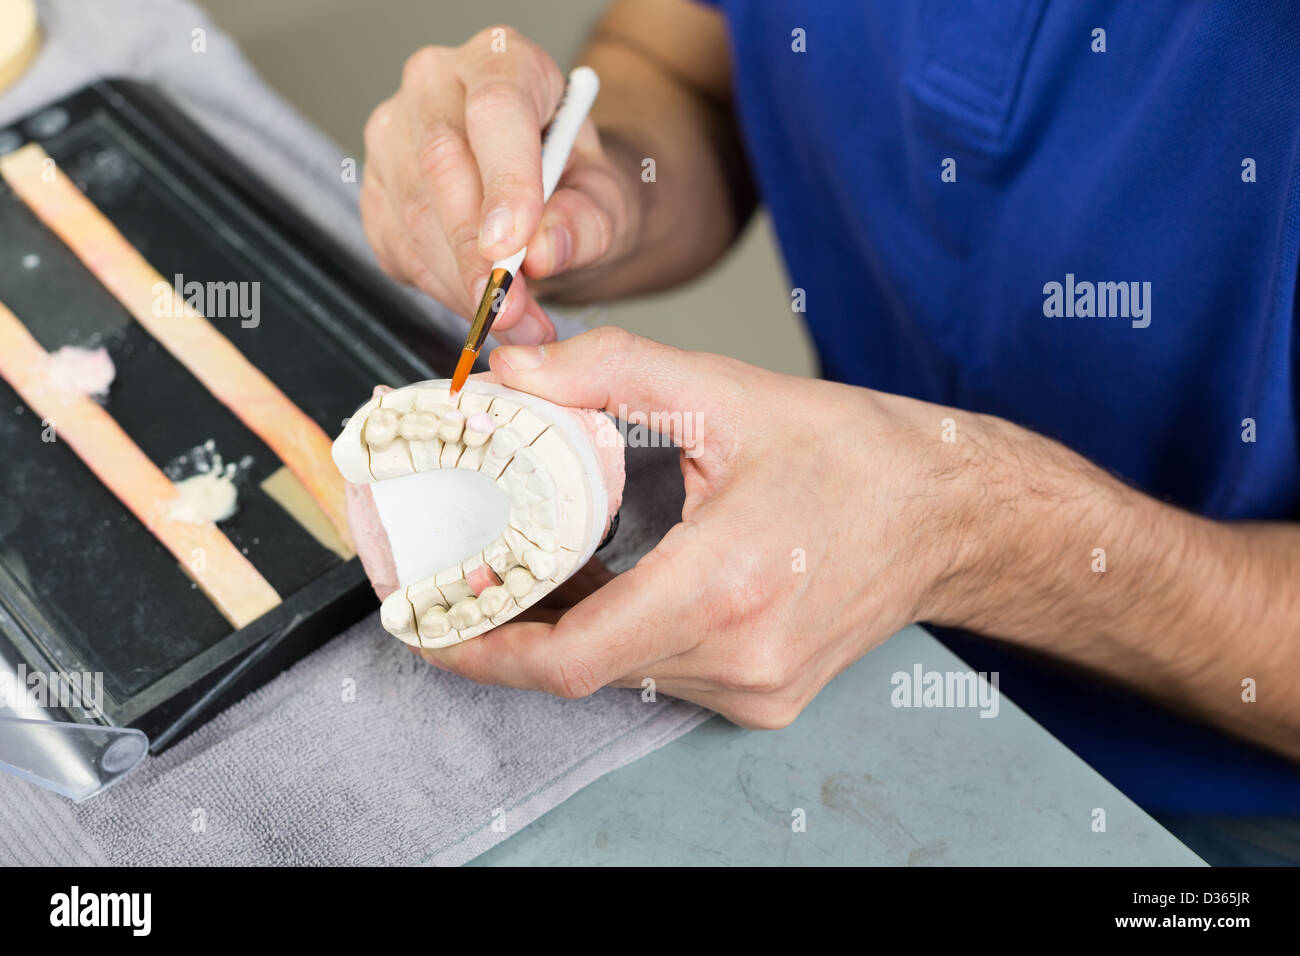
[[360, 26, 640, 344]]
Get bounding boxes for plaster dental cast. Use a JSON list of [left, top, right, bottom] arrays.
[[335, 378, 623, 646], [353, 0, 1300, 831]]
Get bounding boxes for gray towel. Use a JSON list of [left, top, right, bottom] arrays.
[[0, 0, 707, 865]]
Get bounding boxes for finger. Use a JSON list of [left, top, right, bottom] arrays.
[[420, 522, 707, 696], [359, 169, 406, 282], [459, 34, 565, 259], [522, 122, 628, 278], [472, 268, 530, 336], [394, 53, 490, 311], [365, 86, 483, 313], [600, 678, 798, 732], [488, 326, 739, 449], [361, 165, 458, 300], [492, 294, 555, 345], [539, 554, 615, 607], [361, 102, 421, 283]]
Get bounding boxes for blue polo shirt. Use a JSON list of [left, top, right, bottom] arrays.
[[700, 0, 1300, 814]]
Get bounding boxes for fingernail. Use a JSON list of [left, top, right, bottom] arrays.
[[547, 225, 571, 274], [481, 206, 514, 248], [496, 344, 545, 370], [471, 274, 488, 303]]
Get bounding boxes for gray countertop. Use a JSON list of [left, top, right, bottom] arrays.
[[473, 625, 1203, 865]]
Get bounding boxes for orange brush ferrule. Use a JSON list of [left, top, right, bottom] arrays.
[[450, 266, 513, 396]]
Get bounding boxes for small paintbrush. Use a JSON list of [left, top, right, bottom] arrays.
[[450, 66, 601, 395]]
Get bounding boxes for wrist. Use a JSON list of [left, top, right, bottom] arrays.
[[912, 410, 1121, 635]]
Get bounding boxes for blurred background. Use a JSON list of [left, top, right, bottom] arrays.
[[194, 0, 817, 377]]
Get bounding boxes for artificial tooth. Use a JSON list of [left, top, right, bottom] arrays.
[[526, 429, 594, 550], [414, 389, 452, 414], [502, 469, 528, 498], [526, 469, 555, 498], [481, 428, 524, 478], [435, 572, 474, 605], [512, 522, 559, 553], [463, 412, 496, 447], [407, 577, 445, 613], [457, 392, 493, 416], [522, 548, 557, 579], [448, 598, 484, 630], [506, 408, 549, 444], [503, 565, 535, 598], [489, 427, 522, 457], [437, 410, 465, 443], [399, 411, 439, 442], [380, 590, 415, 639], [530, 500, 558, 529], [418, 605, 451, 639], [379, 387, 420, 412], [485, 398, 520, 427], [476, 585, 510, 617], [365, 408, 401, 448], [483, 537, 512, 568], [502, 526, 533, 562], [510, 448, 537, 473]]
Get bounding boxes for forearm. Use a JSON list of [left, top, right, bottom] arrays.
[[926, 412, 1300, 759], [538, 0, 755, 302]]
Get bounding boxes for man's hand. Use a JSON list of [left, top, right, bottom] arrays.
[[360, 27, 639, 344], [418, 328, 1300, 757], [359, 1, 751, 345], [416, 327, 974, 728]]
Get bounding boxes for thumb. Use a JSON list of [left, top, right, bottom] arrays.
[[421, 520, 708, 697], [488, 326, 732, 454]]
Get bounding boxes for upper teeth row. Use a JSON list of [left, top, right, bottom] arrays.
[[365, 404, 495, 450], [357, 385, 553, 484]]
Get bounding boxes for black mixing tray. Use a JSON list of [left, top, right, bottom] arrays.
[[0, 80, 454, 751]]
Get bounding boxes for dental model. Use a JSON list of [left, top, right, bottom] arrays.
[[333, 379, 625, 648]]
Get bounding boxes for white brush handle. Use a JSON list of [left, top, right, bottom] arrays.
[[492, 66, 600, 274]]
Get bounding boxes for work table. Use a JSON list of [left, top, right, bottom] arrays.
[[473, 625, 1203, 865]]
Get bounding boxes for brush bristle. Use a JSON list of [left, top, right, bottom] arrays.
[[449, 349, 477, 396]]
